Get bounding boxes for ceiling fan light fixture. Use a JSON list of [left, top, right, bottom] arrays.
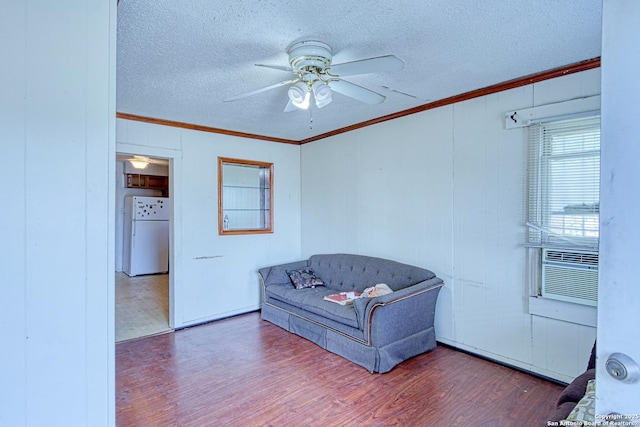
[[295, 91, 311, 110], [288, 82, 311, 109], [287, 82, 307, 103], [312, 81, 332, 108]]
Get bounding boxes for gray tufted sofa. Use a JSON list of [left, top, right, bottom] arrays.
[[258, 254, 444, 373]]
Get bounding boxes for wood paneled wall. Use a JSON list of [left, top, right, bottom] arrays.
[[2, 2, 116, 426], [300, 69, 600, 383]]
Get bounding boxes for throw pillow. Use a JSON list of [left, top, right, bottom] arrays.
[[286, 268, 325, 290]]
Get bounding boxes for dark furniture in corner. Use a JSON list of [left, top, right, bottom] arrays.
[[547, 342, 596, 423]]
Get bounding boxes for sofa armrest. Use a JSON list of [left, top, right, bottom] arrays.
[[353, 277, 444, 346], [548, 368, 595, 423], [258, 260, 309, 301], [258, 260, 309, 287]]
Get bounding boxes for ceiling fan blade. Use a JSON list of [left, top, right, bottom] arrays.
[[329, 55, 404, 77], [223, 78, 299, 102], [328, 79, 386, 105], [255, 63, 294, 73], [283, 99, 298, 112]]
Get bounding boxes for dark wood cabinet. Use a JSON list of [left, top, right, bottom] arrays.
[[126, 174, 169, 196]]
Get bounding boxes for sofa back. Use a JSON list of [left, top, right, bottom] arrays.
[[308, 254, 435, 292]]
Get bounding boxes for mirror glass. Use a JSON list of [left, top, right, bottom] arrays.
[[218, 157, 273, 235]]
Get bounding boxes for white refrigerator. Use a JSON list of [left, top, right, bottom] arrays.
[[123, 196, 169, 276]]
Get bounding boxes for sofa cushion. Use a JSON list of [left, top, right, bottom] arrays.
[[265, 284, 359, 328], [286, 268, 325, 289]]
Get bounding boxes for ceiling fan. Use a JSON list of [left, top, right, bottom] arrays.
[[223, 40, 404, 112]]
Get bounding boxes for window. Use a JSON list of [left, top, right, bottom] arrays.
[[527, 115, 601, 249], [218, 157, 273, 235], [526, 115, 600, 306]]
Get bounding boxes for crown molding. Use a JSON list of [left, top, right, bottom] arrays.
[[298, 57, 601, 144], [116, 57, 600, 145], [115, 113, 300, 145]]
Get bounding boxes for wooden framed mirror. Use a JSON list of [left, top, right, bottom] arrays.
[[218, 157, 273, 235]]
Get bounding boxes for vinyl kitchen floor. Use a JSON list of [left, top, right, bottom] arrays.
[[115, 272, 171, 342]]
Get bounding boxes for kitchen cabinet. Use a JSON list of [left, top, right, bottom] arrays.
[[126, 174, 169, 196]]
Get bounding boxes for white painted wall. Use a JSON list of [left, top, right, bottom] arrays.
[[116, 119, 302, 328], [597, 0, 640, 414], [301, 69, 600, 382], [0, 1, 115, 426]]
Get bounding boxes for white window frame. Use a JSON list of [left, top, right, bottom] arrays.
[[509, 98, 601, 325], [526, 114, 601, 252]]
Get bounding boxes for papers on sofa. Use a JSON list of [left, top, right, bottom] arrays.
[[324, 291, 362, 305]]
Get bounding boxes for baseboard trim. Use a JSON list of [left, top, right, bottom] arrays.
[[436, 339, 570, 386], [174, 309, 261, 331]]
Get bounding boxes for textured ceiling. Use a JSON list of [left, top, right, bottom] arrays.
[[117, 0, 602, 142]]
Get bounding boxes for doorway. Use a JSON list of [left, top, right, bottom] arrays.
[[115, 153, 173, 342]]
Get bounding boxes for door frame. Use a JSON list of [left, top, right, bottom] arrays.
[[115, 144, 182, 330]]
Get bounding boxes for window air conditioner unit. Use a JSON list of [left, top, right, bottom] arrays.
[[541, 249, 598, 307]]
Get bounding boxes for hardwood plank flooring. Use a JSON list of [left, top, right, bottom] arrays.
[[116, 312, 563, 427]]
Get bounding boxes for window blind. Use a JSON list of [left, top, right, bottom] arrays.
[[526, 115, 601, 250]]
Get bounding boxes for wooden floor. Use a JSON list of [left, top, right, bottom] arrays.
[[116, 312, 563, 427], [115, 272, 171, 342]]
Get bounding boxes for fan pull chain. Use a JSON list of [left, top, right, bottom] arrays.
[[309, 108, 313, 130]]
